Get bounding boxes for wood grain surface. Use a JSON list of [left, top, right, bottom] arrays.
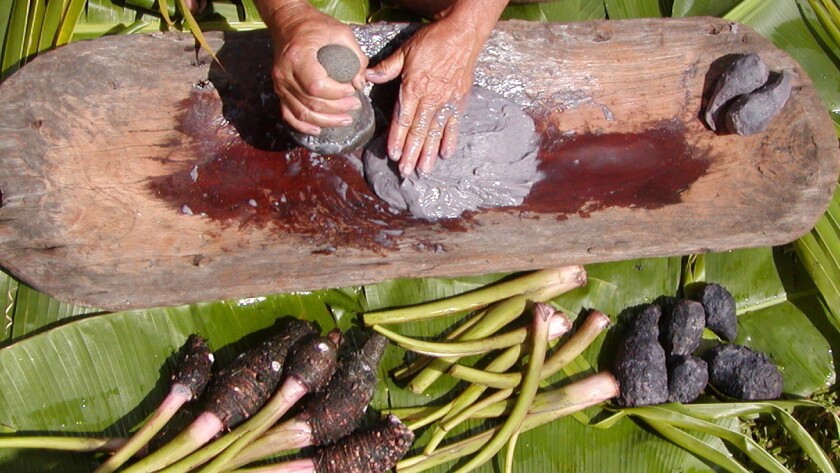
[[0, 19, 837, 310]]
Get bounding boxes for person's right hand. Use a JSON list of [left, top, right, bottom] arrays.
[[264, 2, 368, 136]]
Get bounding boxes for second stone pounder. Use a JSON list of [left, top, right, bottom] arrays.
[[291, 44, 376, 155]]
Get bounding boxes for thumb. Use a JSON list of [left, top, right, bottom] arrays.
[[365, 49, 405, 84]]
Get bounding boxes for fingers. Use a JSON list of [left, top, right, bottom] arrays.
[[390, 91, 463, 176], [278, 89, 355, 132], [365, 49, 405, 84]]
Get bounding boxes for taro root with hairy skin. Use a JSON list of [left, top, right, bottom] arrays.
[[725, 70, 793, 136], [693, 283, 737, 341], [706, 344, 783, 400], [226, 333, 390, 469], [704, 53, 769, 131], [202, 319, 318, 428], [123, 319, 318, 473], [667, 355, 708, 404], [314, 415, 414, 473], [614, 305, 669, 407], [95, 335, 214, 473], [660, 299, 705, 356], [245, 415, 414, 473], [195, 331, 341, 473]]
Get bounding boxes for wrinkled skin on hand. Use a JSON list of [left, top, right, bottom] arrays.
[[366, 19, 483, 176], [266, 4, 368, 136]]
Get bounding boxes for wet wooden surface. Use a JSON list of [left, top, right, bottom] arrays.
[[0, 19, 837, 310]]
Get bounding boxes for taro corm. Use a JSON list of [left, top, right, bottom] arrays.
[[95, 335, 214, 473], [241, 415, 413, 473], [660, 299, 705, 356], [694, 283, 738, 341], [228, 333, 389, 469], [614, 305, 669, 407], [123, 319, 318, 473], [667, 355, 708, 404], [196, 331, 341, 473], [706, 344, 783, 400]]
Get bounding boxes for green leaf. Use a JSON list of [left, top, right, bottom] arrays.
[[671, 0, 742, 17], [628, 405, 790, 473], [604, 0, 663, 18], [1, 0, 31, 80], [502, 0, 606, 21], [239, 0, 261, 22], [54, 0, 86, 46], [0, 269, 19, 345], [310, 0, 368, 24], [773, 407, 837, 473], [795, 188, 840, 332], [9, 283, 102, 342], [37, 0, 68, 53], [643, 420, 751, 473]]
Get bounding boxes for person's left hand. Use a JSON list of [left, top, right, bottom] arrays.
[[365, 18, 484, 177]]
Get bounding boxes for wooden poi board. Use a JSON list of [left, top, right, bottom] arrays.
[[0, 19, 837, 310]]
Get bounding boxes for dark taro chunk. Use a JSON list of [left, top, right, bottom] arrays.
[[725, 70, 793, 136], [706, 344, 783, 400], [667, 355, 708, 403], [704, 53, 769, 131], [694, 283, 737, 341], [626, 304, 662, 338], [660, 300, 705, 356], [614, 334, 668, 407]]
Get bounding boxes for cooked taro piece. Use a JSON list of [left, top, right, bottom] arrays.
[[660, 299, 705, 356], [704, 53, 769, 131], [626, 304, 662, 337], [667, 355, 708, 403], [694, 283, 737, 342], [706, 344, 783, 400], [725, 70, 793, 136], [614, 306, 668, 407]]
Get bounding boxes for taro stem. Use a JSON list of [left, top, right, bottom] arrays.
[[363, 266, 586, 326], [447, 309, 611, 389], [450, 302, 552, 473], [0, 436, 126, 453], [408, 266, 585, 395], [373, 311, 571, 357], [95, 335, 214, 473], [397, 372, 620, 473], [419, 308, 572, 453], [124, 320, 317, 473], [198, 332, 340, 473]]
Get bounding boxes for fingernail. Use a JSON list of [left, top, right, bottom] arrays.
[[310, 126, 322, 136], [366, 70, 384, 79], [389, 149, 401, 161], [350, 100, 362, 110], [400, 164, 412, 177], [341, 117, 353, 126]]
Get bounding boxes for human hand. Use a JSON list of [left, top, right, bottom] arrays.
[[265, 2, 368, 136], [365, 18, 484, 177]]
